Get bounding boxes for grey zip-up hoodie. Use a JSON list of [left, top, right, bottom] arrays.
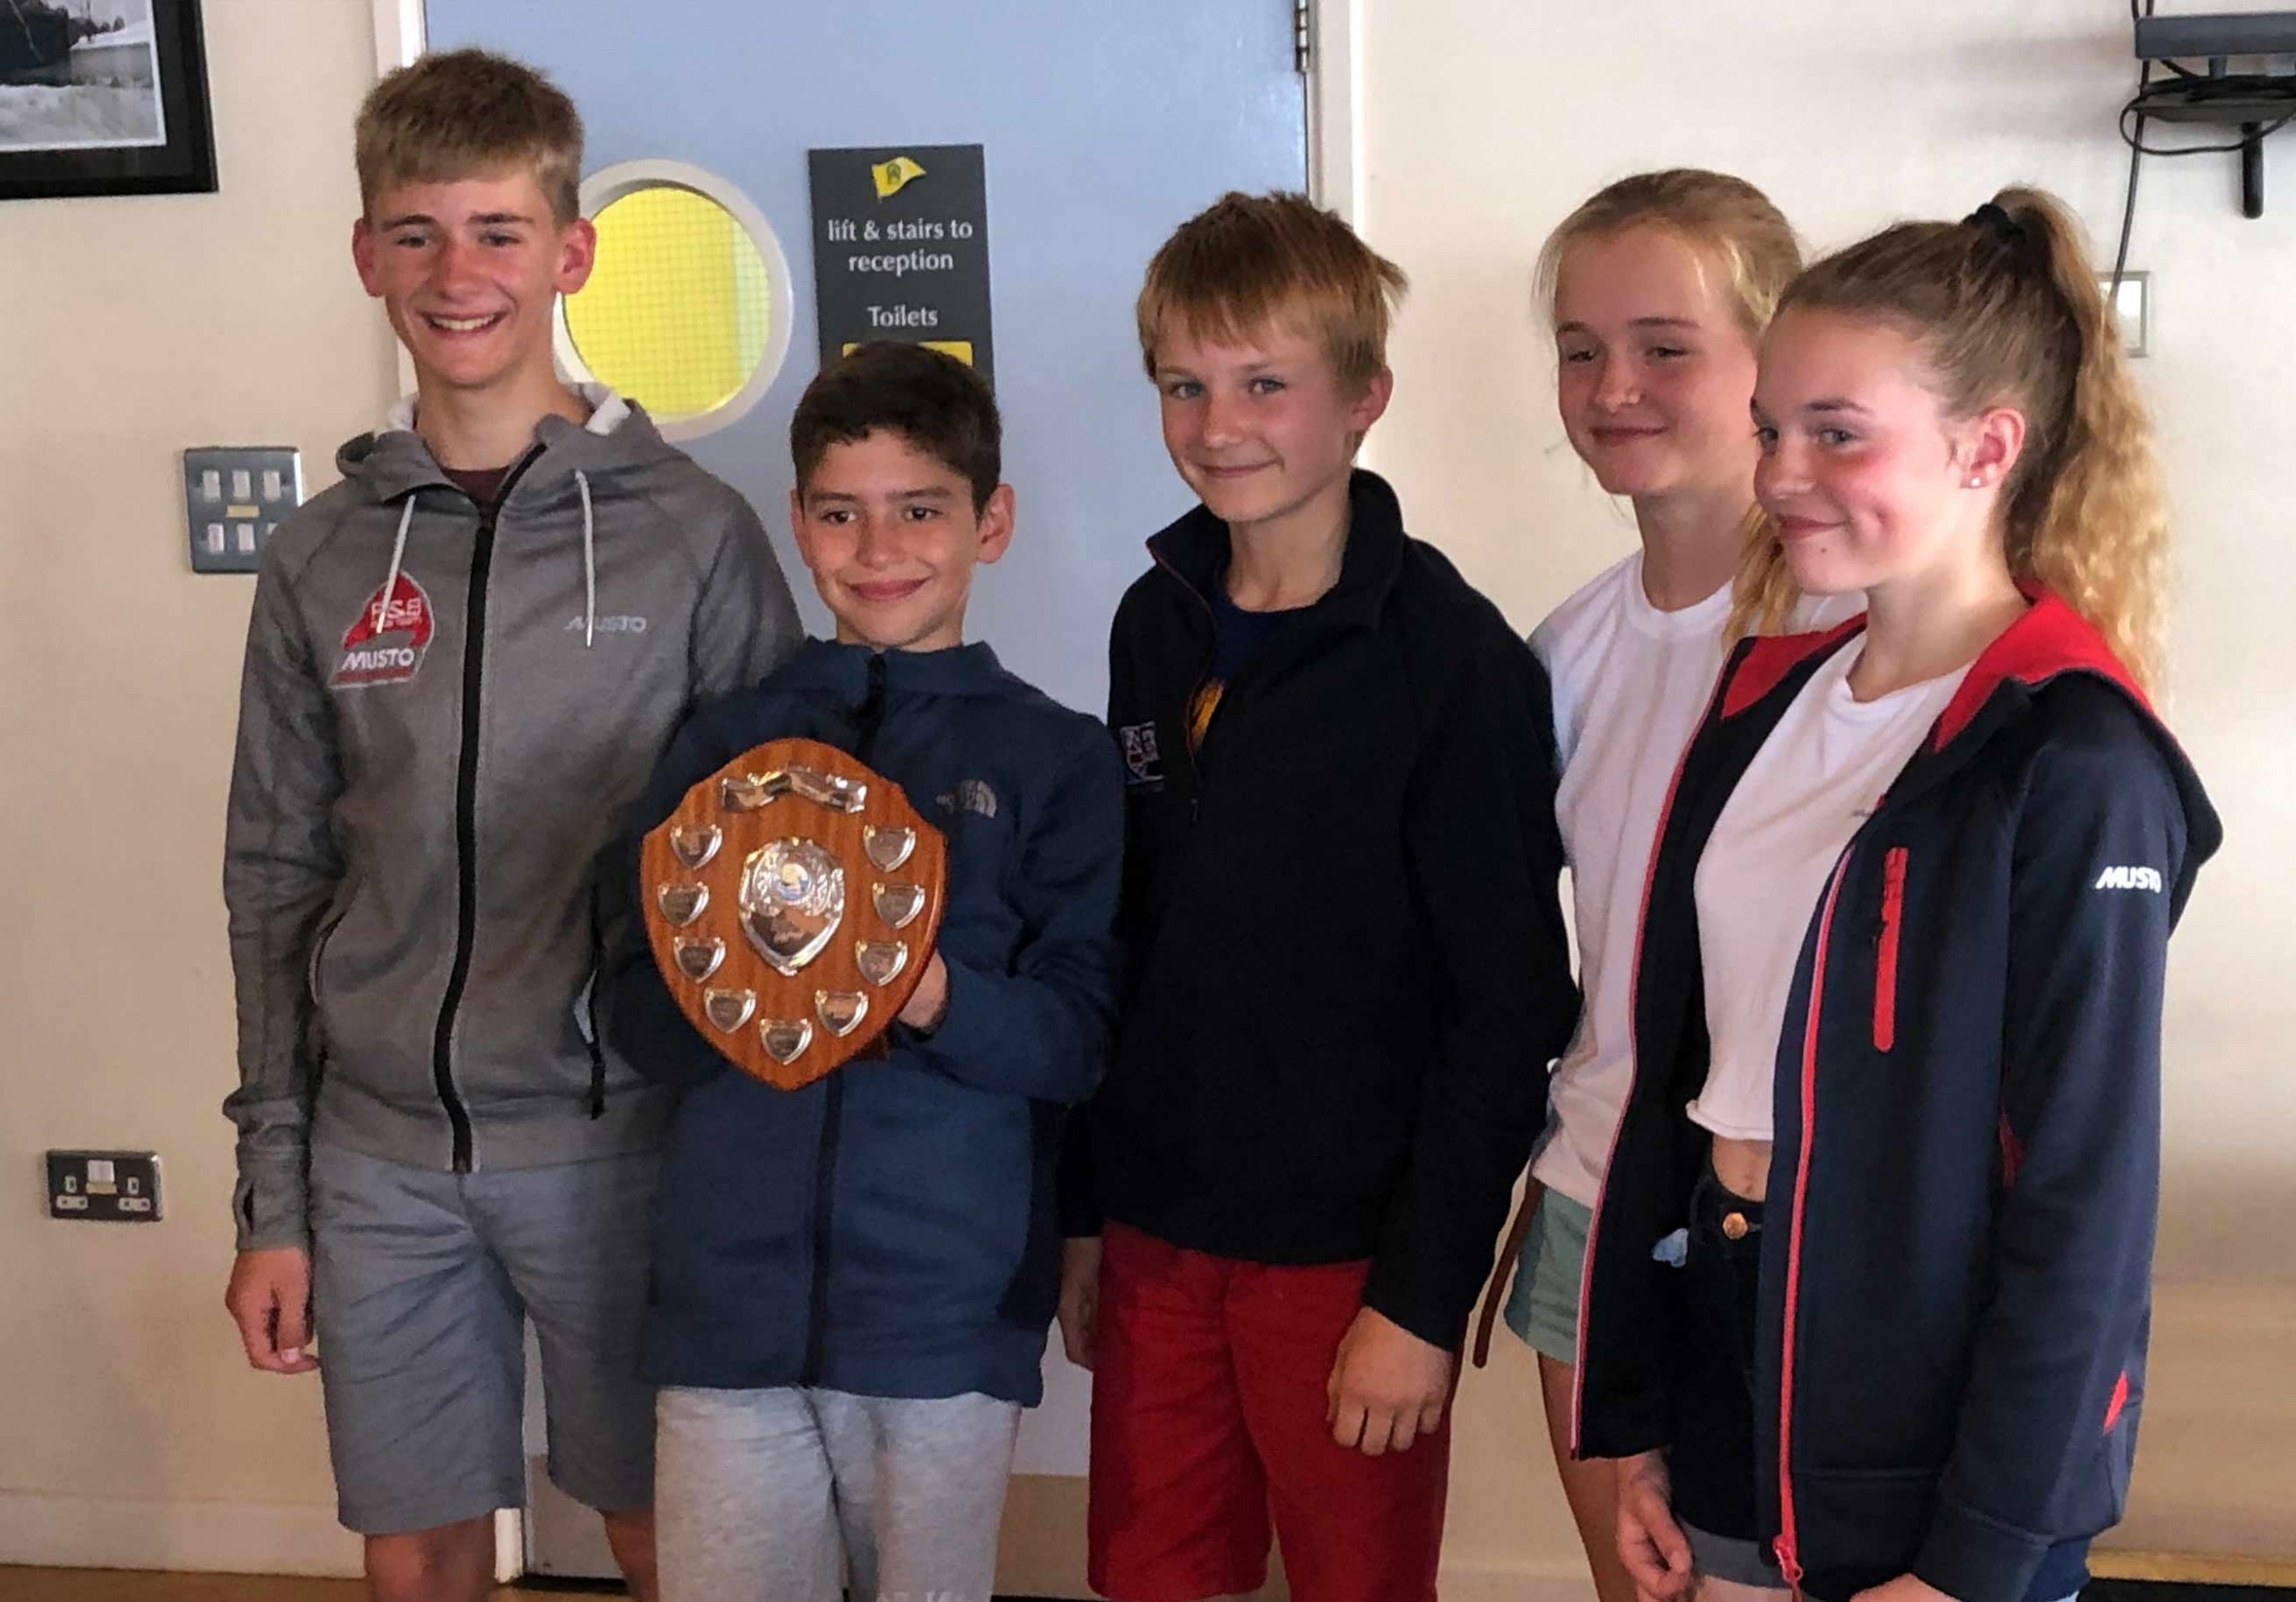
[[222, 389, 802, 1249]]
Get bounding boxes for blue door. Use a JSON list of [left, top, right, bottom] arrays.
[[419, 0, 1308, 1584], [424, 0, 1308, 712]]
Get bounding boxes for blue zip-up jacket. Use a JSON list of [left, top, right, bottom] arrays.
[[1575, 592, 2221, 1602], [596, 639, 1124, 1404]]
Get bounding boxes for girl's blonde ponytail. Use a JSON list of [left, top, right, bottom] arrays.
[[1767, 187, 2170, 688]]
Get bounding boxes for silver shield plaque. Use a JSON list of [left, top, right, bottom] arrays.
[[657, 883, 709, 927], [721, 766, 871, 814], [856, 940, 909, 988], [703, 987, 756, 1033], [674, 937, 726, 983], [873, 881, 926, 929], [864, 825, 917, 872], [669, 823, 722, 871], [761, 1017, 814, 1065], [816, 989, 868, 1038]]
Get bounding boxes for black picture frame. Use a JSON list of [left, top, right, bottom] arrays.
[[0, 0, 215, 201]]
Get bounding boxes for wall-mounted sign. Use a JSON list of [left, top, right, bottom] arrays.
[[807, 144, 994, 387]]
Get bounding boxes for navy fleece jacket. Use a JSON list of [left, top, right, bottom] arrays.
[[597, 639, 1124, 1404]]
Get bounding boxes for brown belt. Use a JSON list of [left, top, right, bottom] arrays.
[[1469, 1173, 1546, 1368]]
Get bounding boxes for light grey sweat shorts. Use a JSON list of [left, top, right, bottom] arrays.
[[655, 1386, 1022, 1602], [308, 1141, 658, 1534]]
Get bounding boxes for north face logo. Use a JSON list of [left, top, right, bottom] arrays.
[[937, 779, 998, 820], [2094, 866, 2163, 892], [334, 573, 435, 689]]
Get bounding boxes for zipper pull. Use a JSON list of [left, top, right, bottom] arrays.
[[853, 652, 890, 759], [1774, 1537, 1805, 1592]]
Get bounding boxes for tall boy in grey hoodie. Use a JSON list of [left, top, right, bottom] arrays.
[[219, 51, 798, 1602]]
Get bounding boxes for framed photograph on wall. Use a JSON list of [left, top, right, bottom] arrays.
[[0, 0, 215, 200]]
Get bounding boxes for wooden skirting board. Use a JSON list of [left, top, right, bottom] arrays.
[[2093, 1552, 2296, 1588]]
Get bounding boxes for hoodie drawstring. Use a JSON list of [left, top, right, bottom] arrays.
[[576, 468, 596, 649], [377, 496, 416, 632]]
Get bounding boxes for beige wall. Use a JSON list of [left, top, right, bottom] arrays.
[[0, 0, 394, 1574], [1357, 0, 2296, 1584]]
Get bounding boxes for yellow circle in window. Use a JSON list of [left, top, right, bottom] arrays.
[[565, 184, 774, 422]]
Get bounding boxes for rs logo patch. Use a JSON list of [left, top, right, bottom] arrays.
[[335, 572, 434, 689]]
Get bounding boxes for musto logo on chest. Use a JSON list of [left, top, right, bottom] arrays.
[[334, 573, 435, 689]]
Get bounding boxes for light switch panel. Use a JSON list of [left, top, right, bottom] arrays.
[[184, 447, 300, 573]]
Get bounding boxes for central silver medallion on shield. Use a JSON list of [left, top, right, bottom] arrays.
[[738, 839, 845, 976]]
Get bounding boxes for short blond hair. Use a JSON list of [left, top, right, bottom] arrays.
[[356, 49, 583, 225], [1136, 192, 1407, 392], [1535, 169, 1802, 344]]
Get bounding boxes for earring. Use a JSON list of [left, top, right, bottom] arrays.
[[1967, 475, 1985, 488]]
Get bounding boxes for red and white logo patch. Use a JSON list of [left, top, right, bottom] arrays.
[[333, 573, 435, 689]]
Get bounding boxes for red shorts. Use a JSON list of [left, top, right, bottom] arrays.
[[1087, 1223, 1450, 1602]]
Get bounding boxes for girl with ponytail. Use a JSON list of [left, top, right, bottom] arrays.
[[1574, 188, 2221, 1602]]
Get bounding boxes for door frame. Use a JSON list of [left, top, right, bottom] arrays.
[[370, 0, 423, 398], [371, 0, 422, 75], [1304, 0, 1362, 220], [369, 0, 1356, 214]]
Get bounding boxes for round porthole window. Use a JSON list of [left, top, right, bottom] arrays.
[[556, 160, 793, 441]]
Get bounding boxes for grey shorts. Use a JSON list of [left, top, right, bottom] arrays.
[[1682, 1519, 1787, 1590], [309, 1141, 659, 1534], [1501, 1187, 1592, 1364], [656, 1387, 1022, 1602]]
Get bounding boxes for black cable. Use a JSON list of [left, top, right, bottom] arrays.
[[2113, 0, 2152, 300], [2119, 96, 2296, 156], [2111, 114, 2144, 297]]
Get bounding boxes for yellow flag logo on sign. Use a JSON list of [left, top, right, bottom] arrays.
[[870, 156, 926, 199]]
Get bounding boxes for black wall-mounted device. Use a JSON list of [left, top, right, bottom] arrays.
[[2127, 9, 2296, 218]]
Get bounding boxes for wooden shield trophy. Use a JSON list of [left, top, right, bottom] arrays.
[[639, 737, 947, 1090]]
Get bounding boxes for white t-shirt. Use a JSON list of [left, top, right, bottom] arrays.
[[1686, 643, 1969, 1141], [1527, 555, 1859, 1206], [1527, 555, 1735, 1206]]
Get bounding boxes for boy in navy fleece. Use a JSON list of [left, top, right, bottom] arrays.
[[596, 341, 1124, 1602]]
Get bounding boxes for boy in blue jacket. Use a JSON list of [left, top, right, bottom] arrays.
[[596, 341, 1124, 1602]]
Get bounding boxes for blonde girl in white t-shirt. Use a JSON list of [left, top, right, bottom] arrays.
[[1473, 170, 1815, 1602]]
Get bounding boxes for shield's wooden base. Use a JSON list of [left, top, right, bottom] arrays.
[[639, 736, 948, 1090]]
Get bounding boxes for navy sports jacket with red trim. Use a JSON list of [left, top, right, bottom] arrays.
[[1574, 590, 2221, 1602]]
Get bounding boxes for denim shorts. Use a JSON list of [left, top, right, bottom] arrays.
[[1501, 1188, 1593, 1364], [1665, 1166, 1773, 1554]]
